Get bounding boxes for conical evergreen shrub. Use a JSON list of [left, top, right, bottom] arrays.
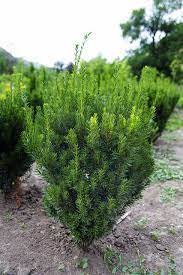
[[23, 62, 154, 249]]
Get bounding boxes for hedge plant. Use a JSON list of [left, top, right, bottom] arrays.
[[15, 62, 48, 116], [139, 67, 179, 140], [0, 73, 33, 194], [79, 63, 179, 140], [23, 63, 154, 250]]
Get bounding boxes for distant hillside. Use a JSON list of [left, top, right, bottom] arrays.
[[0, 47, 73, 74], [0, 47, 18, 73]]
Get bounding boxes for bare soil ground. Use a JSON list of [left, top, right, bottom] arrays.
[[0, 111, 183, 275]]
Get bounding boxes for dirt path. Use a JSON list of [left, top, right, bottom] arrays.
[[0, 110, 183, 275], [0, 171, 110, 275]]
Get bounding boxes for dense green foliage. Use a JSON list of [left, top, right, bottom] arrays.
[[82, 57, 132, 89], [23, 63, 154, 249], [80, 61, 179, 139], [0, 73, 33, 193], [0, 40, 179, 248], [15, 62, 49, 114], [140, 67, 179, 139], [171, 48, 183, 85], [120, 0, 183, 79]]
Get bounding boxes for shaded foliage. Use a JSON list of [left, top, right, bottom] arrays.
[[0, 73, 33, 193]]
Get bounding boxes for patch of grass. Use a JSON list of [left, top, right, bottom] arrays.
[[20, 222, 27, 230], [134, 217, 149, 230], [167, 255, 179, 275], [168, 226, 177, 235], [166, 112, 183, 132], [161, 132, 178, 141], [103, 246, 179, 274], [150, 150, 183, 182], [103, 246, 148, 274], [160, 187, 177, 203], [75, 257, 89, 270], [103, 247, 123, 274], [3, 211, 13, 222], [150, 159, 183, 182], [150, 231, 160, 241], [58, 263, 65, 272]]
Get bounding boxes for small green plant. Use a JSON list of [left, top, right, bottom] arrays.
[[134, 217, 149, 230], [167, 255, 178, 275], [137, 253, 147, 274], [160, 187, 177, 203], [103, 246, 123, 274], [168, 226, 177, 235], [75, 257, 89, 270], [150, 231, 160, 241], [3, 211, 13, 222], [103, 246, 149, 274], [20, 222, 27, 230], [58, 263, 65, 272]]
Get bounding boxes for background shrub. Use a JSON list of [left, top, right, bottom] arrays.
[[15, 62, 49, 116], [23, 64, 154, 249], [139, 67, 179, 140], [0, 73, 33, 194]]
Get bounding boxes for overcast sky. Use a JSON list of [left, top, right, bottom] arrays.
[[0, 0, 153, 66]]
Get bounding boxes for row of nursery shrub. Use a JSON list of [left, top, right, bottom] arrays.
[[0, 72, 33, 193], [82, 59, 179, 139], [0, 58, 179, 249], [139, 67, 179, 140]]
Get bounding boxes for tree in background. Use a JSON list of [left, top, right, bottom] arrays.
[[54, 61, 64, 72], [120, 0, 183, 78], [0, 48, 17, 74], [0, 54, 8, 74]]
